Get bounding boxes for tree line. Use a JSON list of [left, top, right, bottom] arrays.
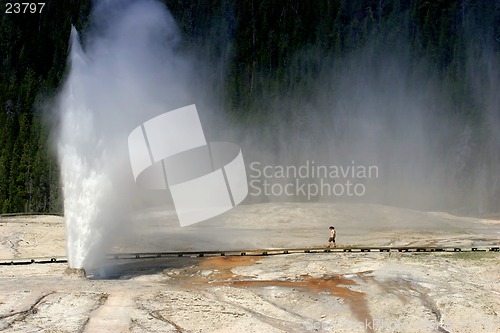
[[0, 0, 499, 214]]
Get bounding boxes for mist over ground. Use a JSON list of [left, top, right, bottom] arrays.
[[48, 0, 499, 269], [55, 0, 223, 268], [217, 2, 500, 215]]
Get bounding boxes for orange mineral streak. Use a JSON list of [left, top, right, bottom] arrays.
[[229, 276, 374, 332], [183, 256, 374, 332], [198, 256, 257, 279]]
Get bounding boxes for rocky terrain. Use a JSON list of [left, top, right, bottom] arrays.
[[0, 203, 499, 332]]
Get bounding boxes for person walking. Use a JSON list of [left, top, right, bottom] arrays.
[[327, 226, 336, 248]]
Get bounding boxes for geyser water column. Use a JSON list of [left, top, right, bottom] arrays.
[[58, 27, 112, 269], [56, 0, 196, 269]]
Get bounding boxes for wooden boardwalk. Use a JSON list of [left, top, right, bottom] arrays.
[[1, 246, 499, 266]]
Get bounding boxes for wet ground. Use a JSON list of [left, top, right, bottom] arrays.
[[1, 203, 499, 332], [1, 250, 499, 332]]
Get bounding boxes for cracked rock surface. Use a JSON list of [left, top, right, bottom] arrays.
[[0, 204, 499, 332], [1, 252, 499, 332]]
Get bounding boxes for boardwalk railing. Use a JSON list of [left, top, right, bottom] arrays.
[[1, 246, 498, 266]]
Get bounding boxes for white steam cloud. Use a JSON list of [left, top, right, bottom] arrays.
[[54, 1, 499, 270], [56, 0, 197, 269]]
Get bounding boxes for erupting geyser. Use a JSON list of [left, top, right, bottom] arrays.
[[56, 0, 195, 269], [57, 28, 112, 269]]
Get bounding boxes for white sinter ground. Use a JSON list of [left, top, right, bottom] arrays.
[[0, 202, 499, 332]]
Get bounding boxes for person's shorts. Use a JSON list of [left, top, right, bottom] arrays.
[[328, 237, 335, 242]]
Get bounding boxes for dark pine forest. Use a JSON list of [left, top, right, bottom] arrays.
[[1, 0, 499, 215]]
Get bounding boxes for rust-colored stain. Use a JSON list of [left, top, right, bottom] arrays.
[[198, 256, 257, 280], [172, 256, 374, 332], [227, 276, 374, 332]]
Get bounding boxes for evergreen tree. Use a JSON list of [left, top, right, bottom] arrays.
[[0, 0, 498, 214]]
